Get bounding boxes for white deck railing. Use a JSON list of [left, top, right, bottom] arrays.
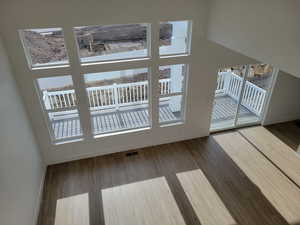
[[43, 73, 266, 121], [43, 79, 171, 115], [216, 72, 266, 116]]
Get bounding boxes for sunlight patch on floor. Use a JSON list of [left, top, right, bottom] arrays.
[[55, 193, 89, 225], [214, 132, 300, 225], [101, 177, 186, 225], [177, 169, 237, 225]]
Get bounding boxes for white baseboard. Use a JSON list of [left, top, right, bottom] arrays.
[[33, 165, 47, 225], [262, 113, 300, 126]]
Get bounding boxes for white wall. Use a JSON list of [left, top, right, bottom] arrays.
[[0, 37, 45, 225], [0, 0, 258, 164], [263, 71, 300, 125], [207, 0, 300, 79]]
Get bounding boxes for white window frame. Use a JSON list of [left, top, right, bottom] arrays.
[[159, 20, 193, 58], [83, 67, 152, 137], [19, 28, 70, 70], [158, 63, 189, 126], [34, 74, 84, 143], [19, 20, 192, 144], [73, 23, 152, 65]]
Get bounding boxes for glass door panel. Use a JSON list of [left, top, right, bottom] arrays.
[[236, 64, 273, 126], [210, 66, 245, 131]]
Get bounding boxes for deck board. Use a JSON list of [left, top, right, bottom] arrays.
[[51, 105, 177, 140], [212, 95, 255, 122]]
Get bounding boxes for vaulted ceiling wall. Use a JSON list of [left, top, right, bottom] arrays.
[[207, 0, 300, 79]]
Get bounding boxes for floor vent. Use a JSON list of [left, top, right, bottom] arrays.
[[126, 151, 139, 157]]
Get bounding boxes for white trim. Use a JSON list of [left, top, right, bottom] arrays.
[[81, 57, 151, 67], [261, 68, 279, 125], [210, 66, 278, 132], [33, 165, 46, 225], [94, 126, 150, 139]]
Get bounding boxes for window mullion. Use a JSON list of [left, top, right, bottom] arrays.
[[63, 27, 93, 140], [150, 22, 160, 129]]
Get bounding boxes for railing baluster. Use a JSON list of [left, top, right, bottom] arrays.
[[96, 90, 101, 107], [246, 85, 251, 105], [126, 86, 129, 103], [53, 95, 58, 109], [92, 90, 97, 107], [62, 93, 67, 108], [255, 92, 260, 112], [71, 93, 75, 106], [255, 90, 260, 111], [138, 85, 141, 101], [129, 86, 132, 102], [117, 87, 121, 105], [132, 86, 135, 101], [87, 90, 92, 107], [251, 88, 256, 109], [106, 89, 109, 106], [253, 90, 258, 111], [100, 89, 104, 106], [66, 93, 71, 107], [59, 95, 63, 108], [249, 87, 254, 109], [121, 88, 124, 104], [49, 95, 54, 109]]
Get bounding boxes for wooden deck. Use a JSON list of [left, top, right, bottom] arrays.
[[51, 104, 178, 140], [211, 95, 259, 130]]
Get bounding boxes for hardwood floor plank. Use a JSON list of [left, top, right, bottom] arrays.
[[177, 169, 237, 225], [38, 126, 300, 225], [240, 126, 300, 187], [102, 177, 186, 225], [266, 121, 300, 151], [54, 193, 89, 225], [214, 132, 300, 224], [184, 137, 289, 225]]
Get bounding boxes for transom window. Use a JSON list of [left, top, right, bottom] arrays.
[[74, 24, 150, 63], [20, 28, 69, 68], [19, 21, 192, 144], [159, 20, 191, 56]]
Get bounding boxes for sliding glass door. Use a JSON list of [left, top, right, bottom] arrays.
[[210, 64, 275, 132]]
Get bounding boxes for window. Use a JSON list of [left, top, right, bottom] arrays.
[[20, 21, 191, 144], [84, 68, 150, 135], [74, 23, 150, 63], [20, 28, 69, 68], [36, 76, 83, 142], [159, 21, 191, 56], [158, 64, 188, 125]]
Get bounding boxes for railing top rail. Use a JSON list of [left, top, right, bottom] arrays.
[[218, 72, 266, 93], [45, 78, 171, 95], [45, 89, 75, 95], [244, 80, 267, 93]]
